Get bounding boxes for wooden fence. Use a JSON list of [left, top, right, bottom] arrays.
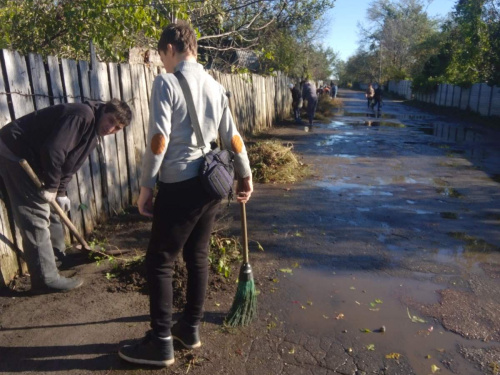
[[388, 79, 500, 117], [0, 49, 291, 287]]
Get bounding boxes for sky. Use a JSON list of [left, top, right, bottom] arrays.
[[324, 0, 458, 61]]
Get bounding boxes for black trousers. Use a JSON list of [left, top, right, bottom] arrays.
[[146, 177, 220, 337]]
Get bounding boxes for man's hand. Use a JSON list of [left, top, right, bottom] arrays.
[[137, 186, 154, 217], [236, 176, 253, 203], [56, 196, 71, 212], [39, 189, 57, 203]]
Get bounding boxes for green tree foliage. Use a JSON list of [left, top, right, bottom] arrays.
[[413, 0, 500, 91], [0, 0, 337, 79], [0, 0, 170, 61]]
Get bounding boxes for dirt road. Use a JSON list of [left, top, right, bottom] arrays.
[[1, 89, 499, 375]]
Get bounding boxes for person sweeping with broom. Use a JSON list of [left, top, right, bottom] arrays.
[[119, 22, 253, 367]]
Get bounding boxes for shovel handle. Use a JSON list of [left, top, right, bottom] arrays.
[[240, 202, 249, 263], [19, 159, 94, 253]]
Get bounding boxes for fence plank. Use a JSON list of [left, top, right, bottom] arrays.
[[78, 60, 100, 229], [0, 60, 18, 286], [61, 58, 97, 235], [90, 62, 121, 216], [56, 59, 85, 235], [119, 64, 139, 204], [3, 50, 37, 260], [2, 50, 34, 118], [47, 56, 65, 105], [28, 53, 51, 110], [109, 63, 129, 208], [129, 64, 147, 184], [0, 60, 11, 126], [130, 65, 148, 146]]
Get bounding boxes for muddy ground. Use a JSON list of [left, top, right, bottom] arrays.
[[1, 89, 499, 375]]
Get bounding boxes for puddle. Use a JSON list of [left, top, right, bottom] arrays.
[[440, 212, 458, 219], [316, 135, 346, 146], [448, 232, 500, 253], [436, 187, 463, 198], [316, 181, 375, 196], [280, 267, 485, 375], [343, 111, 398, 119]]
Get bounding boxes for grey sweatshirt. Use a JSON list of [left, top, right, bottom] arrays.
[[140, 61, 251, 188]]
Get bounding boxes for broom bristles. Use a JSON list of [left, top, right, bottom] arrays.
[[225, 277, 257, 327]]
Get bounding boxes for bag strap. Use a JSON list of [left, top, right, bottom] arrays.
[[174, 71, 206, 153]]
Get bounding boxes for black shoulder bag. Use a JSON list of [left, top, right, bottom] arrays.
[[174, 71, 235, 201]]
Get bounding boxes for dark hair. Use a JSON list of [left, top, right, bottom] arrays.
[[103, 99, 132, 126], [157, 22, 197, 56]]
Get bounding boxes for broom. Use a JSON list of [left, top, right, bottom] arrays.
[[225, 202, 257, 326]]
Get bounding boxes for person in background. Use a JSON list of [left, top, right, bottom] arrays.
[[331, 82, 338, 99], [301, 75, 318, 127], [372, 84, 383, 111], [289, 83, 302, 124], [0, 99, 132, 293], [118, 22, 253, 367], [365, 83, 375, 109]]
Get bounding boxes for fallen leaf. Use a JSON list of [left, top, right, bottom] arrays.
[[349, 286, 356, 290], [385, 353, 401, 360], [280, 268, 293, 274], [301, 305, 306, 309], [369, 308, 380, 312], [407, 307, 426, 323], [288, 347, 295, 354], [375, 299, 383, 304], [431, 364, 440, 373], [425, 355, 432, 359], [294, 231, 302, 237], [307, 301, 313, 306], [360, 328, 372, 333], [366, 344, 375, 351], [272, 278, 279, 283], [335, 313, 345, 320], [355, 301, 361, 305], [215, 302, 221, 307], [323, 315, 329, 319]]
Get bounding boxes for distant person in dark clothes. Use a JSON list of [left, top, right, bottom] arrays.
[[289, 83, 302, 123], [0, 99, 132, 293], [331, 82, 338, 99], [365, 83, 374, 109], [372, 84, 383, 111], [301, 75, 318, 127]]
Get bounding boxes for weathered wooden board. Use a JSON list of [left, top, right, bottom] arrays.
[[78, 60, 101, 228], [47, 56, 65, 105], [108, 63, 129, 208], [90, 62, 121, 216], [2, 49, 34, 118], [28, 53, 51, 110], [119, 64, 139, 204]]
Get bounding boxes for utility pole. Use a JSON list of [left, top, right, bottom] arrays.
[[378, 41, 382, 84]]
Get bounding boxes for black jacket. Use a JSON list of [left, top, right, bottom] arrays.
[[0, 101, 105, 195]]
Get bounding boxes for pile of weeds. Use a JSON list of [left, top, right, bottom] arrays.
[[248, 140, 309, 183], [314, 95, 344, 121]]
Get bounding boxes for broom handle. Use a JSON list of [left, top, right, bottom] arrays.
[[19, 159, 92, 252], [240, 202, 249, 263]]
